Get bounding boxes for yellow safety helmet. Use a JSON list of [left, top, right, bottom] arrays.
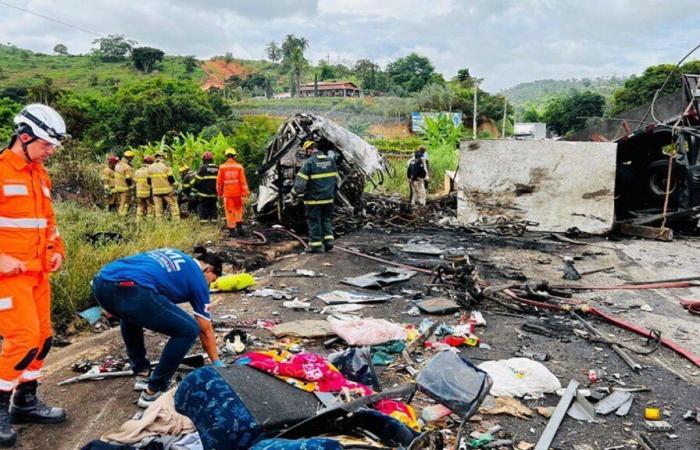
[[302, 140, 317, 151], [123, 150, 135, 158], [178, 166, 189, 174], [224, 147, 237, 157]]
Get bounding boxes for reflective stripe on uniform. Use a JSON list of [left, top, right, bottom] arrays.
[[324, 235, 334, 240], [303, 199, 334, 205], [197, 193, 217, 198], [310, 172, 338, 180], [3, 184, 28, 196], [309, 241, 323, 247], [0, 379, 16, 391], [296, 173, 309, 180], [0, 297, 12, 311], [195, 175, 218, 180], [0, 217, 48, 228], [20, 369, 41, 381]]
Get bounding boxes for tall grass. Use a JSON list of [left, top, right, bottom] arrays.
[[370, 143, 458, 198], [50, 202, 219, 330]]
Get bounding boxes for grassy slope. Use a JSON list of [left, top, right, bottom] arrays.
[[501, 77, 626, 111], [0, 44, 207, 94]]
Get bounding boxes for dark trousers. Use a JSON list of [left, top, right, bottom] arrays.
[[306, 203, 334, 249], [197, 196, 218, 222], [92, 276, 199, 392]]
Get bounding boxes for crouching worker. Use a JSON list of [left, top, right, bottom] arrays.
[[91, 248, 225, 408]]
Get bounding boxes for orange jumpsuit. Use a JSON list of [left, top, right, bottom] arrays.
[[0, 149, 64, 391], [216, 159, 249, 229]]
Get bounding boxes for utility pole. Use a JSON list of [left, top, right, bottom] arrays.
[[472, 82, 478, 138], [501, 97, 508, 138], [327, 53, 330, 65]]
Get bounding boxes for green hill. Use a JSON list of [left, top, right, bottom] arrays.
[[0, 44, 207, 96], [500, 76, 626, 111]]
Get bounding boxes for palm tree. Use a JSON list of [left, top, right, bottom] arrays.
[[266, 41, 281, 62], [288, 47, 308, 97]]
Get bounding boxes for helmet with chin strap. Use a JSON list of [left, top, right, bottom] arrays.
[[14, 104, 68, 146]]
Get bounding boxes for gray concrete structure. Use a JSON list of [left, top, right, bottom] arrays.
[[455, 139, 617, 234]]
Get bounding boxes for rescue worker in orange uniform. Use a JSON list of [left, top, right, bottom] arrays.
[[0, 104, 69, 446], [216, 147, 249, 236]]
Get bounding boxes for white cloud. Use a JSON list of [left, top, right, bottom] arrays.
[[1, 0, 700, 90]]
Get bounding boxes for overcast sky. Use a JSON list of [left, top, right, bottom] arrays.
[[1, 0, 700, 91]]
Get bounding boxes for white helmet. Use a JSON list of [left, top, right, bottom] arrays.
[[14, 104, 68, 146]]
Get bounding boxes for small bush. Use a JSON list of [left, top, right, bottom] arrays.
[[50, 202, 219, 330]]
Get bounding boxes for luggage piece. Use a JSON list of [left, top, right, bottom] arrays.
[[175, 365, 322, 450]]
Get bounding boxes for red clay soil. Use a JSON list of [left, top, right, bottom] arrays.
[[201, 60, 253, 90]]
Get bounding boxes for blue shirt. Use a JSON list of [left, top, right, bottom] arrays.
[[97, 248, 211, 320]]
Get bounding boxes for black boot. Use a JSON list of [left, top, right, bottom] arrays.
[[0, 391, 17, 447], [236, 224, 245, 236], [10, 381, 66, 424]]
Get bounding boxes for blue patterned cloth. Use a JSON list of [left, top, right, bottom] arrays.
[[251, 438, 342, 450], [175, 366, 260, 450]]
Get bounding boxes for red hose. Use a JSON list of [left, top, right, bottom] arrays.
[[502, 289, 700, 368]]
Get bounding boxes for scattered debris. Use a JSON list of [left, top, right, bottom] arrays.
[[328, 317, 407, 345], [416, 297, 460, 315], [341, 268, 417, 289], [247, 287, 299, 300], [480, 396, 534, 419], [535, 379, 580, 450], [595, 391, 633, 415], [316, 289, 392, 305], [478, 358, 562, 398], [643, 420, 673, 432], [271, 320, 335, 338], [271, 269, 326, 278]]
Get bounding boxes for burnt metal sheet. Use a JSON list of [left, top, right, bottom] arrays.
[[456, 140, 617, 234], [341, 268, 417, 289], [316, 290, 393, 305], [416, 297, 460, 315]]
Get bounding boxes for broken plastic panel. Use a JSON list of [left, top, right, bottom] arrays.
[[416, 351, 492, 418]]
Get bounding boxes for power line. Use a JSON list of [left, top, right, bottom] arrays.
[[0, 1, 102, 37]]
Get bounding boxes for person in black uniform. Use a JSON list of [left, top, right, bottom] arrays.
[[291, 140, 338, 253], [193, 152, 219, 223]]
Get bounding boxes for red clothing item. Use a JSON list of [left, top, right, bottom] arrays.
[[238, 350, 420, 431]]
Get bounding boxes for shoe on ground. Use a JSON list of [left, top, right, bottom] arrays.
[[324, 243, 334, 252], [0, 403, 16, 447], [137, 390, 163, 409], [10, 400, 66, 424], [134, 373, 150, 391], [305, 247, 323, 254], [10, 381, 66, 424]]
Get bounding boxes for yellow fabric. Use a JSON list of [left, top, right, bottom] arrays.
[[134, 167, 151, 198], [152, 193, 180, 220], [210, 273, 256, 292], [148, 161, 174, 195], [100, 166, 115, 190], [113, 160, 133, 193]]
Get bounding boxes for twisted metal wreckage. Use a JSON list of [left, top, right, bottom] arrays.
[[255, 113, 390, 227]]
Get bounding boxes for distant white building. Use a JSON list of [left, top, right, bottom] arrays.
[[514, 122, 547, 140]]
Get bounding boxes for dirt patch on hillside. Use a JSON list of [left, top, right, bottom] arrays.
[[201, 60, 253, 90]]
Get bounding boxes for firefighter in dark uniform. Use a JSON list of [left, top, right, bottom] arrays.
[[177, 166, 197, 215], [291, 140, 338, 253], [193, 152, 219, 223]]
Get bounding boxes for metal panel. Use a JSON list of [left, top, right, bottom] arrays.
[[456, 139, 617, 234]]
